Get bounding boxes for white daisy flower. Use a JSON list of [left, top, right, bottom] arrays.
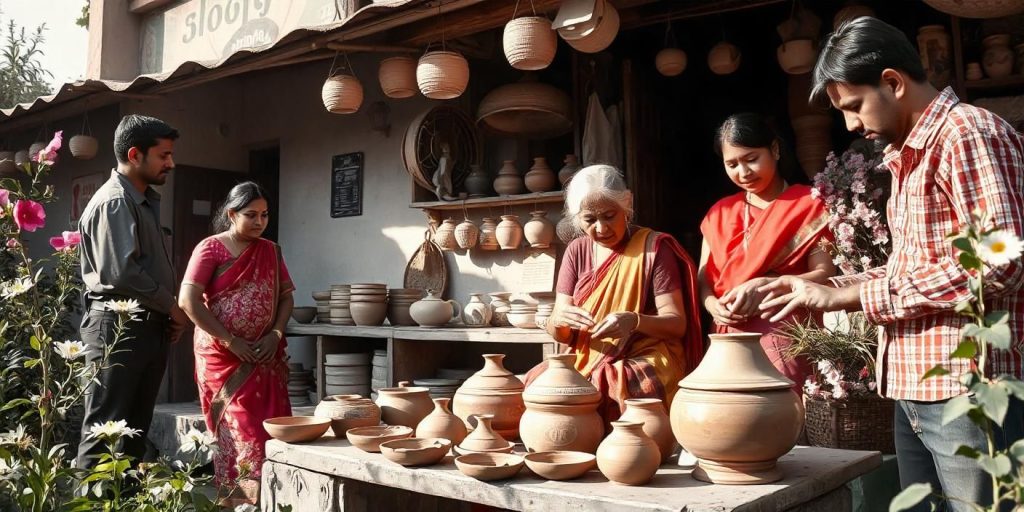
[[976, 230, 1024, 267], [0, 277, 33, 299], [180, 428, 216, 453], [53, 340, 88, 360], [107, 299, 142, 314], [149, 482, 173, 501], [0, 458, 21, 481], [87, 420, 142, 440]]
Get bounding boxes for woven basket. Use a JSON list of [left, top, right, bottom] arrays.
[[417, 51, 469, 100], [923, 0, 1024, 18], [805, 394, 896, 453], [69, 134, 99, 160], [379, 56, 418, 99], [503, 17, 557, 71], [322, 74, 364, 114], [565, 2, 619, 54], [477, 80, 572, 139]]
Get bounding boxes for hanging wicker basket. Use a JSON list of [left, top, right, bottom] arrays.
[[922, 0, 1024, 19], [477, 78, 573, 139], [656, 48, 687, 76], [565, 2, 619, 54], [322, 73, 364, 114], [417, 50, 469, 100], [379, 56, 418, 99], [805, 394, 896, 453], [503, 17, 558, 71], [69, 135, 99, 160]]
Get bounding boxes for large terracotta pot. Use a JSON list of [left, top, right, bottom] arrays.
[[520, 354, 603, 453], [315, 395, 381, 437], [524, 211, 555, 249], [452, 354, 525, 439], [495, 215, 523, 250], [558, 154, 581, 187], [596, 421, 660, 485], [917, 25, 951, 89], [983, 34, 1013, 79], [462, 293, 492, 327], [416, 397, 467, 445], [493, 160, 524, 196], [620, 398, 676, 463], [489, 292, 512, 327], [670, 332, 804, 485], [524, 157, 557, 192], [409, 291, 461, 327], [375, 382, 434, 428]]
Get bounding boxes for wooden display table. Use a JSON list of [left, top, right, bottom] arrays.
[[260, 433, 881, 512]]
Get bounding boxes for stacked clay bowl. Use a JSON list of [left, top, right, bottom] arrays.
[[328, 284, 353, 325], [324, 352, 371, 396], [348, 283, 388, 326], [387, 288, 424, 326]]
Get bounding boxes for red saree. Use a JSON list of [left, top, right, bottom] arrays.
[[700, 184, 829, 390], [184, 237, 294, 486]]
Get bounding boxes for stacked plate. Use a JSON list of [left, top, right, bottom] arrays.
[[287, 362, 315, 406], [349, 283, 388, 326], [535, 303, 554, 329], [329, 284, 353, 326], [437, 367, 477, 381], [371, 350, 388, 400], [412, 378, 461, 400], [324, 352, 371, 396], [312, 290, 331, 323], [386, 288, 424, 326], [507, 301, 539, 329]]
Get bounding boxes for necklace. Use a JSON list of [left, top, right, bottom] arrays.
[[742, 181, 788, 251]]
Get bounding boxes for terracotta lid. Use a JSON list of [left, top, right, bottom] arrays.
[[522, 354, 600, 404], [458, 354, 525, 394], [678, 333, 793, 391]]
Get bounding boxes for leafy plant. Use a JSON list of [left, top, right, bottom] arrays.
[[779, 313, 879, 400]]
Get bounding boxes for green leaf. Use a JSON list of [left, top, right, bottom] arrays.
[[973, 381, 1010, 425], [977, 454, 1012, 477], [1009, 440, 1024, 463], [987, 324, 1012, 350], [889, 483, 933, 512], [29, 335, 40, 351], [955, 445, 981, 459], [986, 311, 1010, 326], [949, 341, 978, 359], [954, 300, 974, 315], [952, 237, 974, 253], [960, 252, 982, 271], [23, 358, 39, 369], [921, 365, 951, 381], [0, 398, 31, 412], [942, 394, 975, 426], [961, 323, 984, 338]]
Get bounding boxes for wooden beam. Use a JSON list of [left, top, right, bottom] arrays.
[[0, 92, 122, 136], [326, 42, 420, 54], [619, 0, 786, 30], [129, 0, 175, 15], [395, 0, 562, 47]]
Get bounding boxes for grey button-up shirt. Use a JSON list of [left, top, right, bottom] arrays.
[[79, 170, 176, 314]]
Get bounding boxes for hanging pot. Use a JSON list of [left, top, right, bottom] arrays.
[[504, 16, 557, 71], [432, 218, 459, 251], [379, 56, 418, 99], [322, 73, 364, 114], [477, 78, 573, 139], [776, 39, 816, 75], [417, 50, 469, 100], [69, 135, 99, 160], [564, 2, 619, 54], [454, 219, 479, 250], [708, 42, 741, 75], [656, 48, 687, 77]]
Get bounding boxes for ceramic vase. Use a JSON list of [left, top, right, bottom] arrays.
[[415, 397, 467, 445], [375, 382, 434, 428], [478, 217, 500, 251], [493, 160, 524, 196], [524, 157, 557, 193], [314, 395, 381, 437], [496, 215, 523, 250], [489, 292, 512, 327], [462, 293, 493, 327], [917, 25, 951, 89], [557, 154, 581, 187], [432, 219, 458, 251], [620, 398, 676, 463], [452, 354, 525, 439], [409, 291, 462, 327], [457, 414, 513, 454], [523, 211, 556, 248], [596, 421, 661, 485], [464, 164, 491, 197], [454, 219, 479, 250], [983, 34, 1013, 79], [670, 332, 804, 485], [520, 354, 603, 453]]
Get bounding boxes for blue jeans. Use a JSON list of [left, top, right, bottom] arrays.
[[895, 396, 1024, 512]]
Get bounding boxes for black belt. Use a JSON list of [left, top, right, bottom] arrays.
[[88, 301, 168, 322]]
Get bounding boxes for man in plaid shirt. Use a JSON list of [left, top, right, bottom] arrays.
[[759, 17, 1024, 511]]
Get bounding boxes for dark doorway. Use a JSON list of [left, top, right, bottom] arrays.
[[249, 147, 281, 242]]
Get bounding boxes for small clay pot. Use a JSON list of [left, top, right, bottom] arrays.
[[558, 154, 581, 187], [620, 398, 676, 463], [495, 215, 523, 250], [524, 211, 555, 248], [416, 398, 468, 445], [478, 217, 500, 250], [596, 421, 660, 485], [375, 382, 434, 428], [524, 157, 557, 192], [493, 160, 524, 196], [454, 219, 479, 250], [433, 219, 459, 251], [314, 395, 381, 437], [456, 414, 515, 455]]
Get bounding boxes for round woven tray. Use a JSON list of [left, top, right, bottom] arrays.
[[476, 80, 572, 139], [403, 106, 481, 193]]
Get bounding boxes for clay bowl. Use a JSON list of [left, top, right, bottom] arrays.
[[379, 437, 452, 466], [453, 441, 516, 456], [507, 312, 538, 329], [346, 425, 414, 452], [292, 307, 317, 323], [455, 453, 525, 481], [349, 302, 388, 326], [312, 290, 331, 301], [263, 416, 331, 443], [524, 451, 597, 480]]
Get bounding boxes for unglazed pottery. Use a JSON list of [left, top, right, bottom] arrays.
[[496, 215, 523, 249], [596, 421, 661, 485], [262, 416, 331, 443], [464, 164, 491, 197], [520, 354, 603, 453], [415, 398, 468, 445], [493, 160, 524, 196], [524, 157, 557, 192], [314, 395, 381, 437], [452, 354, 525, 439], [523, 451, 597, 480], [380, 437, 452, 466], [524, 211, 555, 248], [409, 291, 462, 327], [456, 414, 515, 454], [670, 332, 803, 484], [478, 217, 500, 250], [558, 154, 581, 186], [375, 381, 434, 428], [432, 219, 459, 251], [455, 452, 525, 481], [462, 293, 493, 327], [346, 425, 414, 452], [489, 292, 513, 327], [454, 219, 479, 250], [620, 398, 676, 463]]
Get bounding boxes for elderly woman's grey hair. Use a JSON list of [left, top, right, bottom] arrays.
[[564, 165, 634, 230]]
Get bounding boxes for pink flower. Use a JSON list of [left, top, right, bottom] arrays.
[[832, 383, 848, 400], [49, 231, 81, 252], [13, 200, 45, 232], [5, 239, 18, 249], [868, 381, 877, 391], [36, 130, 63, 165], [803, 378, 822, 397], [0, 188, 9, 208]]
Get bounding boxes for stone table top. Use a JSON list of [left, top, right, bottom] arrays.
[[265, 433, 882, 512]]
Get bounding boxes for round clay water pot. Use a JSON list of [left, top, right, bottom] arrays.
[[452, 354, 525, 439], [415, 398, 468, 445], [409, 291, 461, 328], [523, 211, 555, 248], [524, 157, 557, 192], [620, 398, 676, 463], [519, 401, 603, 454], [462, 293, 492, 327], [495, 215, 523, 250], [432, 219, 459, 251], [558, 154, 581, 187], [656, 47, 687, 76], [314, 395, 381, 437], [375, 382, 434, 428], [454, 219, 479, 250], [596, 421, 661, 485], [464, 164, 491, 197], [479, 217, 500, 251], [493, 160, 524, 196]]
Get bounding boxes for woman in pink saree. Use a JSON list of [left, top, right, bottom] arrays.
[[179, 182, 294, 500]]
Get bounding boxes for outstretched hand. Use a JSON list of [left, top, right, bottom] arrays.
[[757, 275, 837, 322]]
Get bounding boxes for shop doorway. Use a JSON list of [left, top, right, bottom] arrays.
[[248, 147, 280, 243]]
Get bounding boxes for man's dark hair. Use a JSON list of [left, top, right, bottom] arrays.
[[113, 114, 179, 163], [810, 17, 928, 105]]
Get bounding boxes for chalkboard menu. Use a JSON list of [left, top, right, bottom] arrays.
[[331, 152, 364, 218]]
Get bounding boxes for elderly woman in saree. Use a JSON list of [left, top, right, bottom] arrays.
[[532, 164, 704, 424], [179, 181, 294, 499]]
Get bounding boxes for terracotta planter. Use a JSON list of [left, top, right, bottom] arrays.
[[379, 56, 418, 99], [375, 381, 434, 428], [596, 421, 660, 485], [452, 354, 525, 439], [489, 292, 513, 327], [983, 34, 1013, 79], [409, 291, 461, 327], [558, 154, 581, 187], [520, 354, 603, 453], [462, 293, 492, 327], [416, 397, 467, 445], [417, 50, 469, 100], [503, 16, 557, 71], [708, 41, 741, 75], [525, 157, 557, 192], [322, 74, 364, 114], [454, 219, 479, 250], [478, 217, 500, 251], [917, 25, 952, 88], [433, 219, 459, 251], [656, 48, 687, 77], [456, 414, 514, 454], [69, 135, 99, 160], [464, 164, 491, 197], [620, 398, 676, 463], [314, 395, 381, 437], [493, 160, 524, 196], [495, 215, 523, 250], [670, 332, 804, 484]]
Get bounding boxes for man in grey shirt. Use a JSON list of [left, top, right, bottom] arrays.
[[76, 115, 189, 468]]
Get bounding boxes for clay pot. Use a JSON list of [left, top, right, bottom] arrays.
[[791, 114, 833, 178], [522, 354, 600, 405], [263, 416, 331, 443], [462, 293, 492, 327], [417, 50, 469, 100], [493, 160, 524, 196], [455, 452, 525, 481], [966, 62, 984, 81], [503, 16, 557, 71], [452, 354, 525, 439], [525, 157, 557, 193], [520, 354, 603, 453], [433, 219, 459, 251], [416, 398, 467, 445], [315, 395, 382, 437], [596, 421, 660, 485], [379, 56, 418, 99], [375, 382, 434, 428], [496, 215, 523, 250], [983, 34, 1013, 79], [564, 1, 619, 54], [456, 414, 515, 454], [708, 41, 741, 75], [917, 25, 952, 89], [349, 301, 387, 326], [777, 39, 816, 75], [380, 437, 451, 466], [409, 291, 461, 328], [464, 164, 491, 197], [524, 211, 555, 248], [69, 135, 98, 160], [620, 398, 676, 463], [656, 47, 687, 77], [454, 219, 479, 250], [558, 154, 581, 187], [670, 332, 804, 485], [478, 217, 500, 251], [346, 425, 414, 452], [489, 292, 513, 327]]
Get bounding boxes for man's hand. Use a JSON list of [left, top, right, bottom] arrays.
[[168, 304, 190, 343], [720, 277, 772, 317], [757, 276, 840, 322]]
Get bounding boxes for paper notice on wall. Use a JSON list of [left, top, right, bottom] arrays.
[[520, 249, 556, 293]]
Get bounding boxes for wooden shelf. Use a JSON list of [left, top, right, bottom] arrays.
[[286, 322, 555, 343], [965, 75, 1024, 95], [409, 191, 564, 211]]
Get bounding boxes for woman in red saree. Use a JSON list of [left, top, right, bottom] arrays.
[[179, 182, 294, 500], [530, 165, 704, 425], [699, 113, 835, 391]]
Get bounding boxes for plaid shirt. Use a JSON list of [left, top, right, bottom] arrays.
[[831, 88, 1024, 401]]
